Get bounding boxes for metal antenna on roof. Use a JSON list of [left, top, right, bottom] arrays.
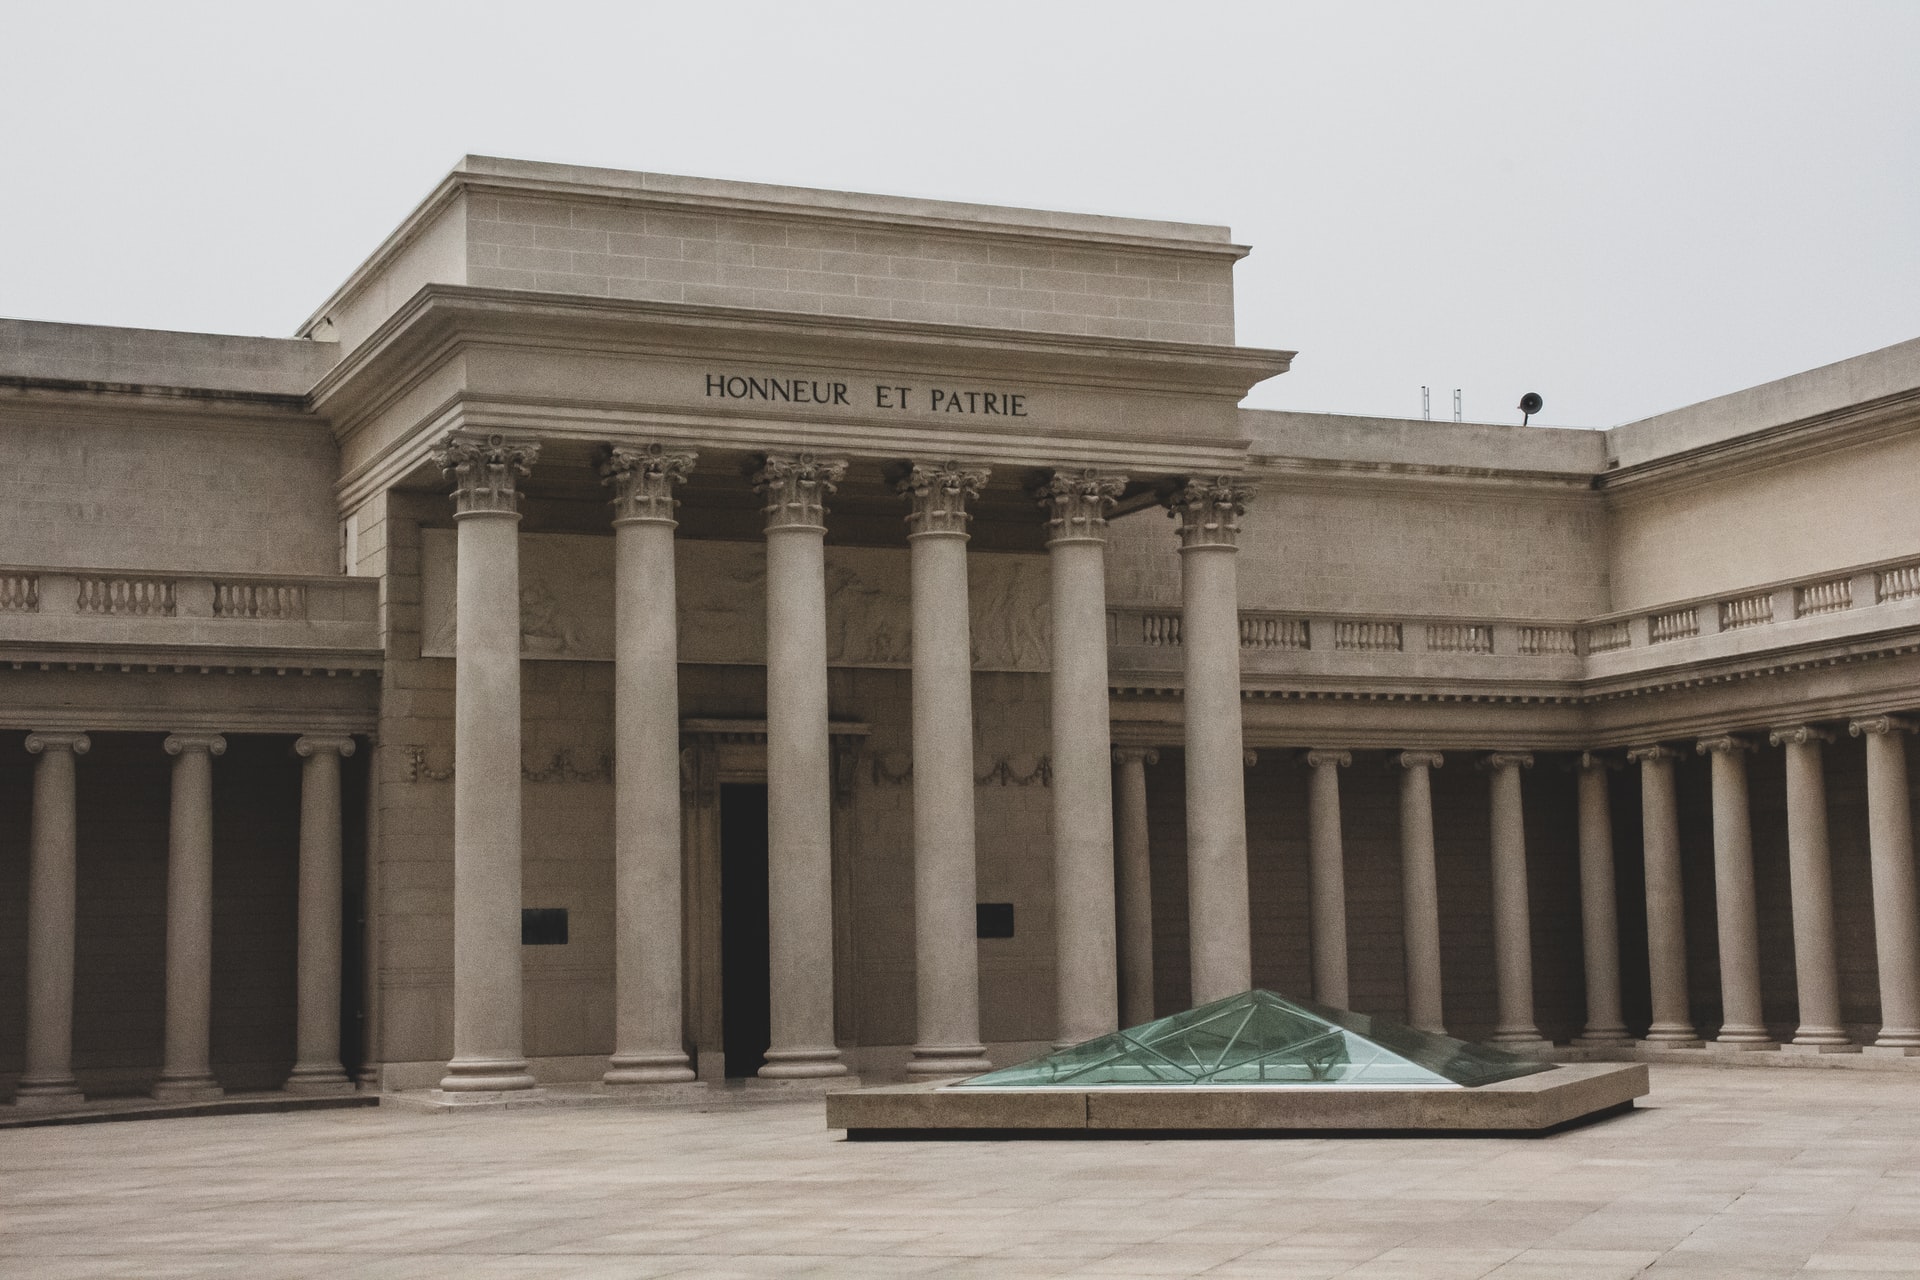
[[1421, 387, 1431, 421], [1453, 389, 1462, 423]]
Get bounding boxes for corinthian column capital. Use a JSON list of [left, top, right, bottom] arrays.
[[898, 462, 990, 537], [24, 731, 90, 756], [601, 443, 696, 525], [752, 452, 847, 532], [1167, 476, 1254, 549], [1035, 468, 1127, 545], [431, 432, 540, 517], [1850, 715, 1919, 738]]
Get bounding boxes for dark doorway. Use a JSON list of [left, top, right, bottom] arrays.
[[719, 783, 772, 1078]]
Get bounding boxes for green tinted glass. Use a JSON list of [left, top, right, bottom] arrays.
[[957, 990, 1554, 1089]]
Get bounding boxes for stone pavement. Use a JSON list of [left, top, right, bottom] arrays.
[[4, 1065, 1920, 1279]]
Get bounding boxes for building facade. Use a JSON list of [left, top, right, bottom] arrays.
[[3, 156, 1919, 1103]]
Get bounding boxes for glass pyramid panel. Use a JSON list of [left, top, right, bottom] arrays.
[[955, 990, 1555, 1089]]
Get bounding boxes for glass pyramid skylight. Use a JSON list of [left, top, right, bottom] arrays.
[[955, 990, 1555, 1089]]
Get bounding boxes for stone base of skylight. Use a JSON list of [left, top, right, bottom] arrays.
[[826, 1062, 1649, 1138]]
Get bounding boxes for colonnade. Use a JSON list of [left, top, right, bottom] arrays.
[[430, 431, 1257, 1089], [10, 730, 356, 1107], [1111, 724, 1920, 1055]]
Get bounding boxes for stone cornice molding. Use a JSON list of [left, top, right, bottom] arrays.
[[1696, 735, 1757, 756], [899, 462, 989, 538], [1167, 476, 1253, 550], [1111, 746, 1160, 767], [752, 452, 847, 533], [1397, 750, 1444, 769], [1626, 744, 1686, 764], [1482, 751, 1535, 770], [431, 431, 539, 517], [294, 734, 358, 758], [601, 443, 696, 526], [24, 731, 89, 756], [1037, 469, 1128, 545], [1850, 715, 1919, 737], [1304, 748, 1352, 768], [164, 733, 227, 757], [1769, 725, 1837, 747]]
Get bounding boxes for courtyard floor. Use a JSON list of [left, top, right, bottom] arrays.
[[4, 1065, 1920, 1279]]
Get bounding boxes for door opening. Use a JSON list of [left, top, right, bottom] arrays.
[[719, 783, 772, 1078]]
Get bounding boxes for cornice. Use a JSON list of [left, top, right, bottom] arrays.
[[309, 284, 1294, 422], [1250, 453, 1600, 496], [1598, 385, 1920, 502]]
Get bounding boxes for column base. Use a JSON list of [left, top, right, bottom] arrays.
[[152, 1074, 224, 1103], [1637, 1037, 1705, 1051], [603, 1052, 696, 1086], [906, 1044, 993, 1077], [1487, 1032, 1555, 1057], [1641, 1023, 1703, 1046], [1863, 1043, 1920, 1058], [12, 1078, 84, 1109], [758, 1047, 848, 1079], [1709, 1034, 1778, 1052], [439, 1056, 539, 1092], [1783, 1039, 1861, 1054], [1572, 1028, 1633, 1047], [284, 1063, 356, 1095]]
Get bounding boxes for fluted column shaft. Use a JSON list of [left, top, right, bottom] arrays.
[[155, 733, 225, 1101], [434, 433, 540, 1093], [602, 445, 697, 1085], [1306, 749, 1351, 1008], [1853, 717, 1920, 1052], [1632, 745, 1699, 1044], [1699, 737, 1771, 1045], [1774, 726, 1853, 1048], [1113, 748, 1159, 1028], [1571, 756, 1628, 1045], [755, 453, 849, 1078], [1170, 479, 1253, 1006], [17, 731, 90, 1106], [900, 463, 992, 1075], [287, 736, 356, 1093], [1040, 470, 1125, 1045], [1485, 752, 1547, 1048], [1397, 751, 1445, 1034]]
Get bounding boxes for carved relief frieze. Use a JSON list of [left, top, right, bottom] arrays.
[[420, 530, 1050, 670]]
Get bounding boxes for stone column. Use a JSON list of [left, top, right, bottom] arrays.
[[1305, 749, 1351, 1008], [1697, 736, 1772, 1046], [1771, 725, 1855, 1050], [1629, 745, 1701, 1045], [753, 452, 850, 1078], [1169, 478, 1254, 1006], [1039, 468, 1127, 1045], [1571, 754, 1630, 1046], [1112, 747, 1159, 1028], [1484, 752, 1549, 1050], [899, 462, 993, 1076], [16, 731, 90, 1107], [1851, 716, 1920, 1054], [601, 444, 698, 1086], [286, 735, 357, 1094], [154, 732, 225, 1102], [1396, 751, 1446, 1035], [431, 433, 541, 1094]]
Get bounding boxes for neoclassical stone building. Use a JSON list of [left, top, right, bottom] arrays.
[[3, 157, 1918, 1103]]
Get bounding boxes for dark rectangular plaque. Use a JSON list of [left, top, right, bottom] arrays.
[[521, 907, 568, 946], [976, 902, 1015, 939]]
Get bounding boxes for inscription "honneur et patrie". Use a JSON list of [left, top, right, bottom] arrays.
[[705, 373, 1028, 417]]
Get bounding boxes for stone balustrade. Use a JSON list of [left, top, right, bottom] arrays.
[[0, 566, 379, 658]]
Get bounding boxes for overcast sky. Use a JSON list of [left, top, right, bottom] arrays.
[[3, 1, 1915, 428]]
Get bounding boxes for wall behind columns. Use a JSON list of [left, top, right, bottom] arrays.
[[0, 749, 30, 1082]]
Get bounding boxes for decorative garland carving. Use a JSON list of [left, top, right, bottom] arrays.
[[866, 750, 1053, 788], [401, 745, 613, 783]]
